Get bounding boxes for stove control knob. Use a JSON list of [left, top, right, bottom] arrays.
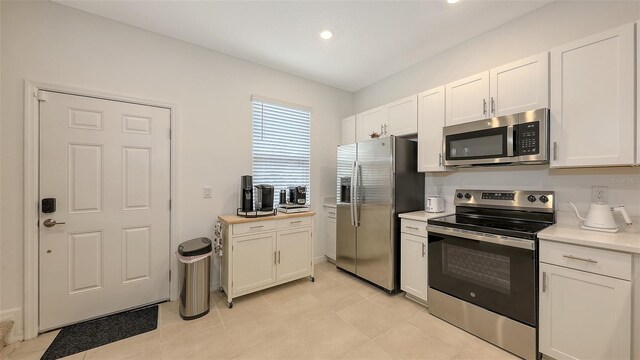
[[539, 195, 549, 204], [456, 193, 464, 199], [464, 193, 472, 200], [527, 195, 537, 203]]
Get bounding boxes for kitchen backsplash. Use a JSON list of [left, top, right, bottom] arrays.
[[425, 165, 640, 217]]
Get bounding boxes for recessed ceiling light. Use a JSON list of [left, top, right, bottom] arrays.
[[447, 0, 460, 3], [320, 30, 333, 40]]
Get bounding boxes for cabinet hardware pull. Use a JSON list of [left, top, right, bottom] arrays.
[[291, 220, 302, 224], [421, 243, 426, 257], [438, 153, 443, 167], [483, 99, 487, 115], [553, 142, 558, 161], [406, 226, 419, 230], [384, 124, 388, 134], [491, 97, 495, 114], [328, 212, 335, 215], [542, 271, 547, 292], [274, 251, 277, 265], [563, 254, 598, 264], [250, 225, 264, 229], [381, 124, 383, 134], [278, 250, 281, 264]]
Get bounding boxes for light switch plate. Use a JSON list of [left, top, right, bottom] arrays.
[[203, 186, 212, 198]]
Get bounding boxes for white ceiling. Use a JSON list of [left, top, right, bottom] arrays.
[[55, 0, 552, 92]]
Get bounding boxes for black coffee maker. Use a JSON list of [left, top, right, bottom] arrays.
[[255, 184, 274, 211], [241, 175, 253, 212]]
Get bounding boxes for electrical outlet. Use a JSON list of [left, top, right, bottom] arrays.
[[203, 186, 212, 198], [591, 186, 608, 203]]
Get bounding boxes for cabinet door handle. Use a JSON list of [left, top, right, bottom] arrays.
[[291, 220, 302, 224], [278, 250, 281, 264], [274, 251, 277, 265], [491, 97, 495, 115], [381, 124, 384, 134], [438, 153, 443, 167], [553, 142, 558, 161], [384, 124, 388, 134], [563, 254, 598, 264], [406, 226, 419, 230], [250, 225, 264, 229], [421, 243, 426, 257], [328, 211, 335, 216], [542, 271, 547, 293], [483, 99, 487, 115]]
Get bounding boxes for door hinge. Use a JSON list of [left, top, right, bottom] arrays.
[[36, 90, 48, 102], [169, 270, 172, 281], [169, 199, 172, 210], [169, 128, 172, 139]]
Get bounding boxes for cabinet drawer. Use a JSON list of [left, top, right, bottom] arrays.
[[540, 240, 632, 280], [325, 208, 337, 219], [277, 216, 312, 230], [401, 219, 427, 237], [233, 220, 277, 236]]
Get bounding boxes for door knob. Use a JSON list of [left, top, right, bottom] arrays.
[[43, 219, 65, 227]]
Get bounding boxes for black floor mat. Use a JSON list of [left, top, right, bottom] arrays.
[[41, 305, 158, 360]]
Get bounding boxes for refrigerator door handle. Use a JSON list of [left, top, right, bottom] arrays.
[[354, 161, 361, 227], [350, 161, 356, 227]]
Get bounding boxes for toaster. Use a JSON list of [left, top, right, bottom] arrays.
[[289, 186, 307, 205]]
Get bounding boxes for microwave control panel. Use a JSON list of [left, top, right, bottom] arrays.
[[517, 122, 539, 155]]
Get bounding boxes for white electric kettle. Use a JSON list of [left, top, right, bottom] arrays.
[[569, 202, 633, 233]]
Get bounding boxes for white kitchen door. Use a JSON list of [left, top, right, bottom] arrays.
[[39, 91, 171, 331]]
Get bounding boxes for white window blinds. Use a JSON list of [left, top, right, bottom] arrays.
[[252, 98, 311, 204]]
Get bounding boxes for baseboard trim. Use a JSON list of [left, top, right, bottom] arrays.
[[0, 308, 24, 344], [314, 256, 327, 264]]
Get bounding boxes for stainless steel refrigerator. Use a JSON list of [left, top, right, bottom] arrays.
[[336, 136, 424, 292]]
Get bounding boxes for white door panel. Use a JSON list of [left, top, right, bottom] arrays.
[[417, 86, 446, 172], [445, 71, 489, 125], [39, 92, 171, 331]]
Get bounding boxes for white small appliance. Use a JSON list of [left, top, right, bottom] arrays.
[[569, 202, 633, 233], [426, 195, 445, 213]]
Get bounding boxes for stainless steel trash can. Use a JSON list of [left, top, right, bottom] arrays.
[[177, 237, 212, 320]]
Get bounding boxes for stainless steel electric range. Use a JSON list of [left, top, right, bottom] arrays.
[[427, 189, 555, 360]]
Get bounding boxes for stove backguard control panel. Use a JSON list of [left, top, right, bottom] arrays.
[[454, 189, 555, 213]]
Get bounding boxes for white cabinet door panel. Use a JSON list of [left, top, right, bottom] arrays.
[[341, 116, 356, 145], [276, 228, 312, 282], [445, 71, 490, 125], [387, 95, 417, 136], [539, 263, 631, 360], [233, 232, 277, 294], [400, 232, 427, 301], [550, 23, 635, 167], [490, 52, 549, 117], [418, 86, 446, 172], [356, 106, 386, 142], [325, 209, 336, 261]]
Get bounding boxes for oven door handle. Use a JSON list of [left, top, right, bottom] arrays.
[[427, 225, 535, 251]]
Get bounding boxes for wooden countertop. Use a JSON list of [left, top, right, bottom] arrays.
[[219, 211, 316, 225]]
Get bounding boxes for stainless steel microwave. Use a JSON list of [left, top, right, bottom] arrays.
[[443, 108, 549, 167]]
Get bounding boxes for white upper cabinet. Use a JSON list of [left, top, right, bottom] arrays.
[[386, 95, 418, 136], [445, 71, 490, 125], [550, 23, 635, 168], [356, 106, 386, 142], [489, 52, 549, 117], [417, 86, 446, 172], [355, 95, 418, 142], [340, 115, 356, 145]]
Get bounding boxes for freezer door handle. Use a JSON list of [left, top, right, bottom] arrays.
[[353, 161, 361, 227], [350, 161, 356, 227]]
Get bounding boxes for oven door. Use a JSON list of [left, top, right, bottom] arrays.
[[427, 227, 537, 326], [443, 114, 517, 166]]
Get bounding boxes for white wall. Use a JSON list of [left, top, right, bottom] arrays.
[[353, 0, 640, 219], [0, 0, 352, 337]]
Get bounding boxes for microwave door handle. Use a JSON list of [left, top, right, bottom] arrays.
[[507, 125, 514, 157]]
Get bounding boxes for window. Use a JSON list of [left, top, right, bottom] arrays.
[[252, 97, 311, 204]]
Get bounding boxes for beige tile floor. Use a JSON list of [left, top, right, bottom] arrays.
[[1, 262, 518, 360]]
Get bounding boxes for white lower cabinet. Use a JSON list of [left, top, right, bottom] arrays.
[[324, 206, 336, 262], [400, 218, 428, 303], [539, 241, 632, 360], [221, 214, 315, 307]]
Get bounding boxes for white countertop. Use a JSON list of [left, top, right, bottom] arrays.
[[538, 223, 640, 254], [398, 210, 451, 222], [323, 203, 336, 208]]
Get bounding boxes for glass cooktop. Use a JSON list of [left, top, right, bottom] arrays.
[[427, 214, 552, 240]]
